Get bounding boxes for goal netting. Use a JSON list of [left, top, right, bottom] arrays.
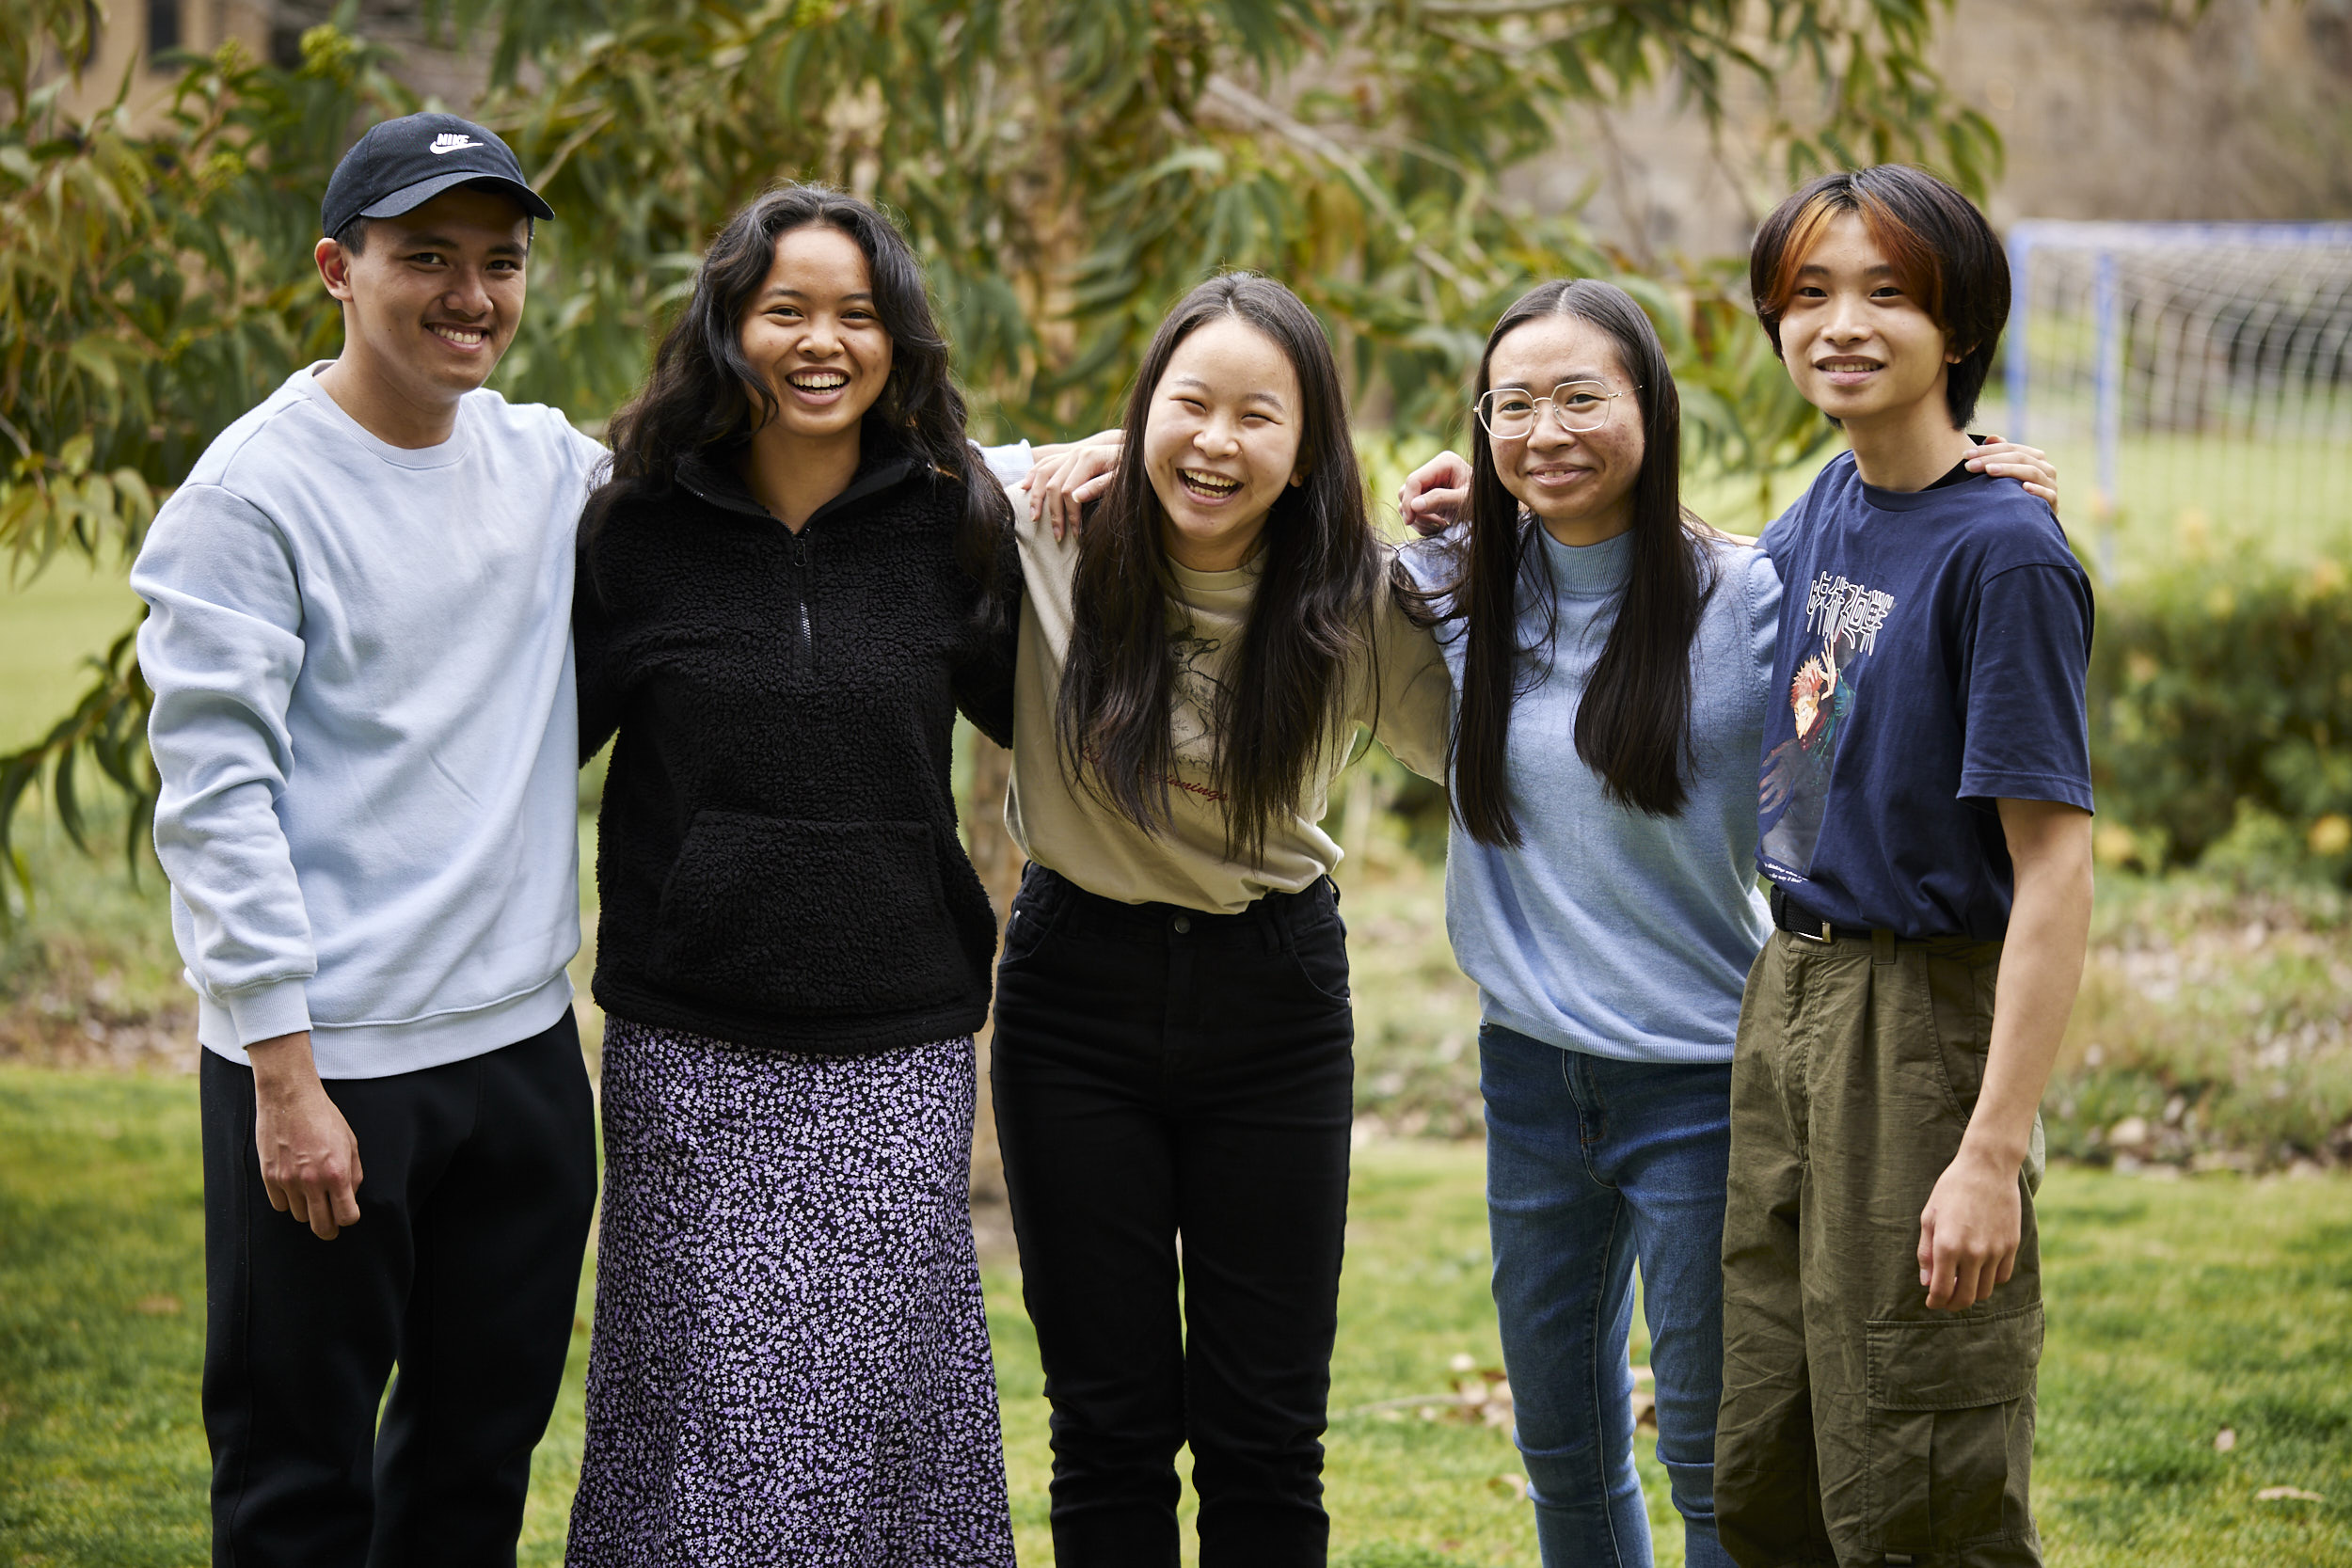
[[1992, 221, 2352, 572]]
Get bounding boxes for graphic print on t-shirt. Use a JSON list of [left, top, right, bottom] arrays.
[[1168, 626, 1229, 767], [1070, 623, 1236, 806], [1759, 570, 1899, 876]]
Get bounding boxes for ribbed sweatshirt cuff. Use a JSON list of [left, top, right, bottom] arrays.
[[224, 978, 312, 1047]]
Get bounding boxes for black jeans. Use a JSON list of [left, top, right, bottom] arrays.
[[200, 1010, 597, 1568], [990, 863, 1356, 1568]]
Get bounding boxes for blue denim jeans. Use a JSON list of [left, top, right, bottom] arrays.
[[1481, 1023, 1737, 1568]]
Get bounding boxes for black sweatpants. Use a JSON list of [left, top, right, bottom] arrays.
[[990, 863, 1357, 1568], [200, 1009, 598, 1568]]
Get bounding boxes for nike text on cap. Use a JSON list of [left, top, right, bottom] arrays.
[[320, 112, 556, 238]]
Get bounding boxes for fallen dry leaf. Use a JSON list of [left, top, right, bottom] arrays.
[[2256, 1486, 2324, 1502], [1486, 1473, 1527, 1501], [133, 1295, 182, 1316], [2215, 1428, 2237, 1452], [1440, 1365, 1517, 1428]]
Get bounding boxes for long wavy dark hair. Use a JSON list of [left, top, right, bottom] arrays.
[[582, 183, 1008, 605], [1410, 278, 1716, 845], [1057, 273, 1380, 863]]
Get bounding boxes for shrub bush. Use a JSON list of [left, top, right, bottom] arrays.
[[2090, 551, 2352, 884]]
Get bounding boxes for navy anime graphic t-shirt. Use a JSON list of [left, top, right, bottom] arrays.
[[1756, 451, 2094, 940]]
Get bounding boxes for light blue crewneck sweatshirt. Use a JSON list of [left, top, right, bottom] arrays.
[[1401, 523, 1782, 1064], [133, 365, 605, 1077]]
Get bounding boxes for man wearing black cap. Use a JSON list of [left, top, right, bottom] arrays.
[[132, 113, 600, 1564], [308, 113, 557, 436]]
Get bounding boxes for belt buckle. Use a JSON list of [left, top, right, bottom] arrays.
[[1794, 916, 1834, 944]]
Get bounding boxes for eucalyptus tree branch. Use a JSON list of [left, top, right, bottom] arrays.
[[526, 105, 616, 190], [1198, 72, 1483, 293], [0, 624, 155, 927]]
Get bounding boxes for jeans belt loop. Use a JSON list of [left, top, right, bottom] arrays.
[[1871, 927, 1897, 966]]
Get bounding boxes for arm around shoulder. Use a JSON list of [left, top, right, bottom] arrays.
[[952, 524, 1025, 750], [1740, 545, 1785, 712], [1364, 564, 1453, 784], [573, 516, 623, 763]]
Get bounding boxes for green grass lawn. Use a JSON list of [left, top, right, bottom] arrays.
[[4, 1070, 2348, 1567]]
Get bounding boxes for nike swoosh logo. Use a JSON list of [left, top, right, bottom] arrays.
[[429, 139, 483, 155]]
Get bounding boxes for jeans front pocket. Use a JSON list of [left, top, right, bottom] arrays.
[[1864, 1303, 2042, 1556], [1285, 904, 1352, 1005], [996, 897, 1052, 971]]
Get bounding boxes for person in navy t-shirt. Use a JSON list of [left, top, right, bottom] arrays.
[[1713, 166, 2094, 1568], [1756, 454, 2094, 937]]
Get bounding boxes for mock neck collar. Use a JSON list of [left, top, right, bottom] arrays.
[[1532, 517, 1634, 599]]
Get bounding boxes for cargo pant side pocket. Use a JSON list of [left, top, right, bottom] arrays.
[[1864, 1303, 2042, 1558]]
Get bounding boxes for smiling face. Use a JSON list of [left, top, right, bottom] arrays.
[[1777, 210, 1961, 434], [1141, 314, 1307, 573], [319, 184, 531, 406], [1483, 312, 1645, 546], [739, 223, 894, 447]]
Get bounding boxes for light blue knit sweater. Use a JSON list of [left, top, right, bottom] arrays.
[[1401, 524, 1781, 1063]]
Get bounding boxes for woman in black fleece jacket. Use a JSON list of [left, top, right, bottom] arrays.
[[564, 186, 1023, 1566], [578, 435, 1010, 1053]]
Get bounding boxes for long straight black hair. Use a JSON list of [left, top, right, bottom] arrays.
[[1416, 278, 1715, 846], [583, 183, 1008, 607], [1057, 273, 1380, 863]]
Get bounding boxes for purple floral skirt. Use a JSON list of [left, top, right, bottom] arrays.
[[565, 1018, 1014, 1567]]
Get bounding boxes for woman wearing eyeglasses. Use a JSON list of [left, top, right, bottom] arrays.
[[1380, 278, 1773, 1568]]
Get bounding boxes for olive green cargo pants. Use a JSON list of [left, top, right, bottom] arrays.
[[1715, 927, 2044, 1568]]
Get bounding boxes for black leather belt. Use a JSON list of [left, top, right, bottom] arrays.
[[1768, 884, 1880, 944]]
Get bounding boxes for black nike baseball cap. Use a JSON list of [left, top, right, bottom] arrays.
[[320, 112, 556, 239]]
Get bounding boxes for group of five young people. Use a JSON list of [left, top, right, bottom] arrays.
[[135, 109, 2089, 1568]]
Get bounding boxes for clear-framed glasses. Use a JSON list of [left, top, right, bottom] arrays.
[[1473, 380, 1638, 439]]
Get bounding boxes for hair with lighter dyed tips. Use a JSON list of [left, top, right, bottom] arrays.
[[1750, 164, 2010, 429]]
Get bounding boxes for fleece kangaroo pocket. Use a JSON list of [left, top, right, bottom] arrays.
[[646, 811, 968, 1017], [1864, 1303, 2042, 1556]]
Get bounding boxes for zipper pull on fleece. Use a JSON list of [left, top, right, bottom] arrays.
[[792, 529, 814, 673]]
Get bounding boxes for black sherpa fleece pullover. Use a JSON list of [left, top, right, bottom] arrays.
[[576, 442, 1018, 1055]]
